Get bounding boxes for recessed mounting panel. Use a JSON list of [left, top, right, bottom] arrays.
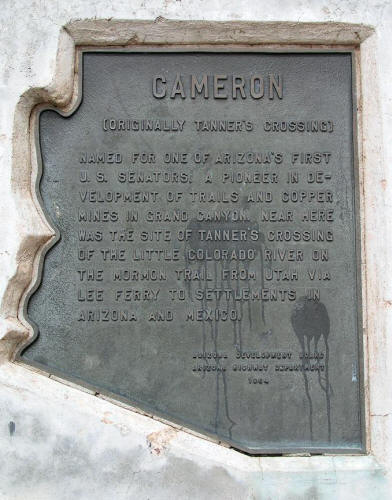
[[21, 51, 364, 454]]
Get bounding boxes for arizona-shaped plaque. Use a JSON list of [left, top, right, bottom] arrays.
[[20, 51, 364, 454]]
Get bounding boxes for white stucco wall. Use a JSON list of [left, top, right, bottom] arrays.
[[0, 1, 391, 499]]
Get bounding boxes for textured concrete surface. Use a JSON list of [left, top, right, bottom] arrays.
[[0, 1, 391, 498]]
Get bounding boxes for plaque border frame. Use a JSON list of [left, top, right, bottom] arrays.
[[15, 46, 366, 456]]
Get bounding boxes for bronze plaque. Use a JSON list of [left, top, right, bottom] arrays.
[[20, 51, 364, 454]]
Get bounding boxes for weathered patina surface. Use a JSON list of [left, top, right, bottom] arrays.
[[21, 52, 363, 453]]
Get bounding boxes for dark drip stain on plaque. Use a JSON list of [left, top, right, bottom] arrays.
[[20, 52, 364, 454]]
